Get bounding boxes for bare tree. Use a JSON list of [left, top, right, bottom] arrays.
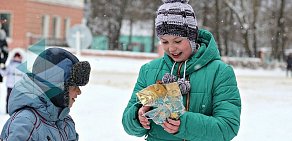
[[89, 0, 130, 50], [224, 0, 253, 57], [272, 0, 286, 60], [252, 0, 261, 57], [221, 1, 235, 56], [215, 0, 222, 55], [124, 0, 161, 52], [86, 0, 292, 61]]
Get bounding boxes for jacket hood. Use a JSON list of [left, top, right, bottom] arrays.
[[8, 74, 70, 121], [163, 29, 221, 77]]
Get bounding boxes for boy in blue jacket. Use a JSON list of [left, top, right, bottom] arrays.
[[0, 48, 91, 141]]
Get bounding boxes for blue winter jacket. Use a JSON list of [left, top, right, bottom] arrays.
[[0, 74, 78, 141]]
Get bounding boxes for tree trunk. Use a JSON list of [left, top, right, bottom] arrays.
[[243, 31, 252, 57], [128, 19, 133, 51], [252, 0, 260, 57], [108, 23, 115, 50], [151, 16, 156, 53], [215, 0, 222, 55], [223, 8, 232, 56], [112, 0, 130, 50], [223, 0, 252, 57], [202, 3, 208, 27], [274, 0, 285, 60], [223, 1, 234, 56], [279, 0, 286, 60]]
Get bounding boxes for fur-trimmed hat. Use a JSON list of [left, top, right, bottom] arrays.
[[155, 0, 198, 50], [31, 48, 91, 108]]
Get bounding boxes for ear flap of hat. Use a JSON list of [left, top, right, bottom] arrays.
[[69, 61, 91, 86]]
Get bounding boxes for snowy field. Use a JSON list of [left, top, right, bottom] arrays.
[[1, 55, 292, 141]]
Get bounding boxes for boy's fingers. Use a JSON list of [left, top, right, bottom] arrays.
[[167, 118, 180, 126]]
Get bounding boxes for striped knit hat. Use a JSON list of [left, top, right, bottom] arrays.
[[155, 0, 198, 50]]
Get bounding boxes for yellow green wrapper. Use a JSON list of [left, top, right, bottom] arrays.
[[136, 84, 167, 106], [136, 82, 185, 124]]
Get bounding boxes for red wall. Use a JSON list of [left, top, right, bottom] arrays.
[[0, 0, 83, 49]]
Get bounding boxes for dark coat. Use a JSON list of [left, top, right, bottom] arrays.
[[0, 39, 8, 64], [287, 55, 292, 70], [0, 39, 9, 82]]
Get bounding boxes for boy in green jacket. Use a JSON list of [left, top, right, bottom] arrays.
[[122, 0, 241, 140]]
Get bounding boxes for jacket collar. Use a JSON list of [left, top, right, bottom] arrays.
[[8, 74, 70, 121], [163, 29, 221, 77]]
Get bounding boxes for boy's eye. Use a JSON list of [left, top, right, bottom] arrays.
[[161, 41, 168, 44], [175, 40, 182, 43]]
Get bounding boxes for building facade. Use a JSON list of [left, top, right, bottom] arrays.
[[0, 0, 84, 49]]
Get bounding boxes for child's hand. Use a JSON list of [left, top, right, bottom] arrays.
[[162, 118, 180, 134], [138, 106, 151, 129]]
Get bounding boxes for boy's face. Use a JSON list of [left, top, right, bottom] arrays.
[[160, 35, 192, 62], [68, 86, 81, 108]]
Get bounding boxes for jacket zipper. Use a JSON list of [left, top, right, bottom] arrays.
[[177, 62, 190, 141]]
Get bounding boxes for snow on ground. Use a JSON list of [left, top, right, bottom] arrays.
[[1, 55, 292, 141]]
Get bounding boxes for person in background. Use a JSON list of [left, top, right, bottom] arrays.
[[0, 48, 91, 141], [0, 24, 9, 82], [286, 53, 292, 77], [0, 52, 23, 114], [122, 0, 241, 140]]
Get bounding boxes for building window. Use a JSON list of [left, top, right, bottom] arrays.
[[41, 15, 50, 38], [63, 18, 71, 39], [0, 13, 12, 38], [52, 16, 61, 38]]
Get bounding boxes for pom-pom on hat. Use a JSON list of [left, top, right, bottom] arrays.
[[155, 0, 198, 50]]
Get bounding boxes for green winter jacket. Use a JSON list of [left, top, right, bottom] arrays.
[[122, 29, 241, 141]]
